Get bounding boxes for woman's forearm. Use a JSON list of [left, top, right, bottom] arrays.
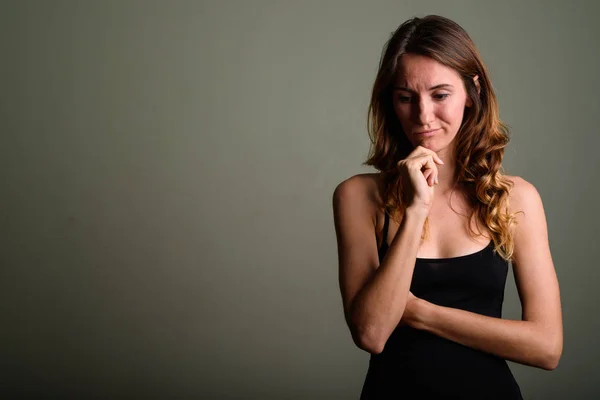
[[350, 207, 427, 353], [410, 300, 560, 370]]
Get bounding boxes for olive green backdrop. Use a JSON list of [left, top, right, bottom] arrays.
[[2, 0, 598, 398]]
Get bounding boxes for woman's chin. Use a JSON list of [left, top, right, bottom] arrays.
[[413, 140, 438, 151]]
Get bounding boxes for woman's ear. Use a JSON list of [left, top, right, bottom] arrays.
[[466, 75, 480, 108], [473, 74, 481, 95]]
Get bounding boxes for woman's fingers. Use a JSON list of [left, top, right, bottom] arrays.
[[408, 146, 445, 165], [411, 147, 441, 186], [423, 155, 441, 186], [423, 169, 437, 186], [419, 155, 438, 186], [396, 147, 441, 211], [423, 169, 432, 185]]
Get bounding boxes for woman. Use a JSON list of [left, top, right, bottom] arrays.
[[332, 15, 563, 399]]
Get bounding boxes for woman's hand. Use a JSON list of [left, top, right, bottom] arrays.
[[396, 146, 444, 214]]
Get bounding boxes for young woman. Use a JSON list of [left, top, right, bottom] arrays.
[[332, 15, 562, 399]]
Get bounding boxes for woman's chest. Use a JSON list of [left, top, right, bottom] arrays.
[[416, 203, 491, 259], [381, 202, 491, 259]]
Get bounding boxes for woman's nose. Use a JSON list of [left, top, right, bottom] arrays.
[[415, 98, 434, 125]]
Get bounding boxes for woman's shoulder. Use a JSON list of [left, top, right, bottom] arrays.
[[504, 174, 526, 187], [503, 174, 542, 213], [332, 172, 384, 213]]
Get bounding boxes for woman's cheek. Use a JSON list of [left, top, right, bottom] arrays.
[[448, 102, 466, 125]]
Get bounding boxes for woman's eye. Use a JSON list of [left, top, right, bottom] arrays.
[[397, 94, 449, 103]]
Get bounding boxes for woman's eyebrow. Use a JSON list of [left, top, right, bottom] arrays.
[[394, 83, 454, 92]]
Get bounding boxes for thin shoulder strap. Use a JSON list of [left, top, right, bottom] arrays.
[[382, 210, 389, 246]]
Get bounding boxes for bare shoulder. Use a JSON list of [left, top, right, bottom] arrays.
[[332, 172, 382, 221], [504, 175, 544, 217], [503, 174, 550, 261]]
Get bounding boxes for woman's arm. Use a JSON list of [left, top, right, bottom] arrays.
[[407, 299, 559, 370], [333, 175, 428, 354], [403, 177, 563, 370]]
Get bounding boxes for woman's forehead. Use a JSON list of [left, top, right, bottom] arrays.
[[396, 54, 462, 89]]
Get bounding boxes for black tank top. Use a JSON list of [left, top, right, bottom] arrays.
[[361, 211, 523, 399]]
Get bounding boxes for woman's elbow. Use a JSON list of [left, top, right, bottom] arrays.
[[541, 352, 561, 371], [541, 335, 563, 371], [352, 325, 386, 354]]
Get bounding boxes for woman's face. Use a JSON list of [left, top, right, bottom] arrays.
[[393, 53, 473, 154]]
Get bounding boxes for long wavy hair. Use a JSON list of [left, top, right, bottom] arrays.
[[364, 15, 520, 261]]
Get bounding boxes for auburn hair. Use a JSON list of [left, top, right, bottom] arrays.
[[363, 15, 520, 261]]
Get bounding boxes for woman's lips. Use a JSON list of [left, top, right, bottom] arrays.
[[415, 128, 439, 137]]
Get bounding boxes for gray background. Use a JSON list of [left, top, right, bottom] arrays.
[[2, 0, 599, 398]]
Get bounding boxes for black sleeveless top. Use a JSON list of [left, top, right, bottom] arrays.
[[361, 212, 523, 399]]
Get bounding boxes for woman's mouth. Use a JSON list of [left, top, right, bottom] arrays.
[[415, 128, 439, 137]]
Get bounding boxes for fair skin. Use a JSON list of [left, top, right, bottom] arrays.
[[333, 53, 562, 370], [393, 53, 472, 192]]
